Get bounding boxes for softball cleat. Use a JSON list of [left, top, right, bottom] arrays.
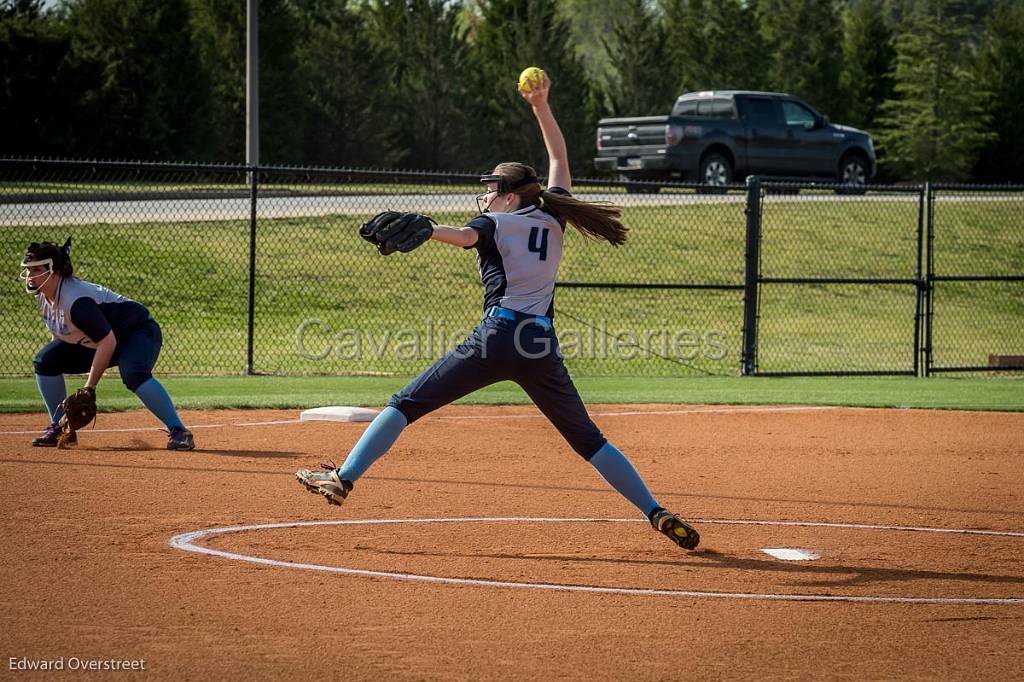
[[650, 508, 700, 550], [166, 427, 195, 451], [296, 464, 353, 506], [32, 423, 76, 448]]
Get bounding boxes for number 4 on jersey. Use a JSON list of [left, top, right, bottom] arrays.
[[528, 226, 549, 261]]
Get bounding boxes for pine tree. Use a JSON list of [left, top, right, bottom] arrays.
[[295, 0, 394, 168], [363, 0, 474, 170], [661, 0, 708, 93], [555, 0, 621, 96], [876, 0, 996, 180], [188, 0, 245, 161], [0, 1, 82, 156], [188, 0, 305, 163], [465, 0, 594, 175], [602, 0, 668, 116], [254, 0, 305, 164], [839, 0, 894, 131], [65, 0, 211, 160], [662, 0, 767, 94], [758, 0, 844, 113], [972, 0, 1024, 182], [701, 0, 767, 91]]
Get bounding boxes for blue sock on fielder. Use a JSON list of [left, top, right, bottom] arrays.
[[337, 406, 408, 483], [589, 441, 660, 517], [36, 373, 67, 423], [134, 378, 185, 430]]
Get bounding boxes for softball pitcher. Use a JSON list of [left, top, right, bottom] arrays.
[[20, 239, 195, 450], [297, 72, 699, 550]]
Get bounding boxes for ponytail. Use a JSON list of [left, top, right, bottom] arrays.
[[538, 190, 628, 247], [485, 162, 629, 247]]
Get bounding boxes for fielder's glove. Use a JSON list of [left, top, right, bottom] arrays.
[[359, 211, 435, 255], [56, 386, 97, 448]]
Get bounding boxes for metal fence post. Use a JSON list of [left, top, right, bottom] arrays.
[[741, 175, 762, 376], [245, 167, 258, 375], [923, 182, 935, 377], [913, 184, 926, 377]]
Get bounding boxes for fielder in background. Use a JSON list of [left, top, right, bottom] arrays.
[[297, 70, 699, 550], [20, 239, 195, 450]]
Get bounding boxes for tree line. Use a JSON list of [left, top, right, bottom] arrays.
[[2, 0, 1022, 182]]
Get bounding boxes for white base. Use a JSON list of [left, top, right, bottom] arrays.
[[299, 406, 380, 423], [761, 548, 820, 561]]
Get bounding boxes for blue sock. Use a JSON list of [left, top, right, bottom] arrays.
[[589, 441, 660, 517], [337, 406, 408, 483], [36, 373, 67, 423], [133, 378, 185, 430]]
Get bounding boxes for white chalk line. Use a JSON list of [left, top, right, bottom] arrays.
[[0, 419, 302, 436], [0, 405, 834, 436], [432, 405, 838, 421], [168, 517, 1024, 605], [702, 518, 1024, 538]]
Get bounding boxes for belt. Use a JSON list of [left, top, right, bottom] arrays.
[[485, 306, 553, 330]]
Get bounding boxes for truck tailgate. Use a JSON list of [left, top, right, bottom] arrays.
[[597, 116, 668, 149]]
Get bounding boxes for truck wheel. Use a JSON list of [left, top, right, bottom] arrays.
[[699, 154, 732, 194], [836, 155, 868, 195]]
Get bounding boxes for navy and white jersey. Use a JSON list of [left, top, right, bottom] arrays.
[[34, 277, 151, 348], [465, 187, 570, 317]]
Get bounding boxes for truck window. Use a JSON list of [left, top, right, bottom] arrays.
[[744, 98, 781, 126], [711, 98, 734, 119], [673, 100, 698, 117], [782, 101, 816, 126], [694, 98, 734, 118]]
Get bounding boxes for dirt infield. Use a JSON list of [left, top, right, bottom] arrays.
[[1, 404, 1022, 680]]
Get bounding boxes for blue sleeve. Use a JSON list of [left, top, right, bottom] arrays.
[[547, 186, 571, 197], [69, 297, 113, 343], [464, 215, 497, 251]]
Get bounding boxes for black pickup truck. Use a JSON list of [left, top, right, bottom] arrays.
[[594, 91, 876, 190]]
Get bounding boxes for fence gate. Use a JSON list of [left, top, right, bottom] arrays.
[[743, 177, 926, 376]]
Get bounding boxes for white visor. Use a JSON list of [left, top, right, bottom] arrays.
[[20, 257, 53, 274], [20, 257, 54, 292]]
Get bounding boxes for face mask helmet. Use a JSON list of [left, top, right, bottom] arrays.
[[20, 238, 72, 294]]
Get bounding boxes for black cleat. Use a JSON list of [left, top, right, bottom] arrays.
[[650, 508, 700, 550], [32, 423, 76, 448], [167, 427, 195, 451]]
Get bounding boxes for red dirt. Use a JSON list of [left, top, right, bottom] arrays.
[[1, 404, 1022, 680]]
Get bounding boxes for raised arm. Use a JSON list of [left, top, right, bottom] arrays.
[[519, 73, 571, 192]]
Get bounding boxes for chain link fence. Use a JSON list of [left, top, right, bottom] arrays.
[[1, 160, 747, 377], [252, 168, 748, 376], [927, 184, 1024, 374], [751, 180, 925, 375], [1, 160, 1020, 378], [1, 161, 251, 376]]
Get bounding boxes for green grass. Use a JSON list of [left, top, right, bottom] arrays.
[[1, 191, 1020, 377], [1, 375, 1021, 413]]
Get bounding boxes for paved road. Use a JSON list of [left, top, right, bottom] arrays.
[[0, 190, 1013, 226]]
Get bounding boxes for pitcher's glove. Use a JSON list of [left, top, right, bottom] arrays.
[[359, 211, 435, 255], [56, 386, 96, 448]]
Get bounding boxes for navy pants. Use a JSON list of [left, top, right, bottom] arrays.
[[388, 316, 607, 460], [33, 319, 163, 392]]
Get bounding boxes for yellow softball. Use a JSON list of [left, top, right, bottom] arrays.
[[518, 67, 546, 94]]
